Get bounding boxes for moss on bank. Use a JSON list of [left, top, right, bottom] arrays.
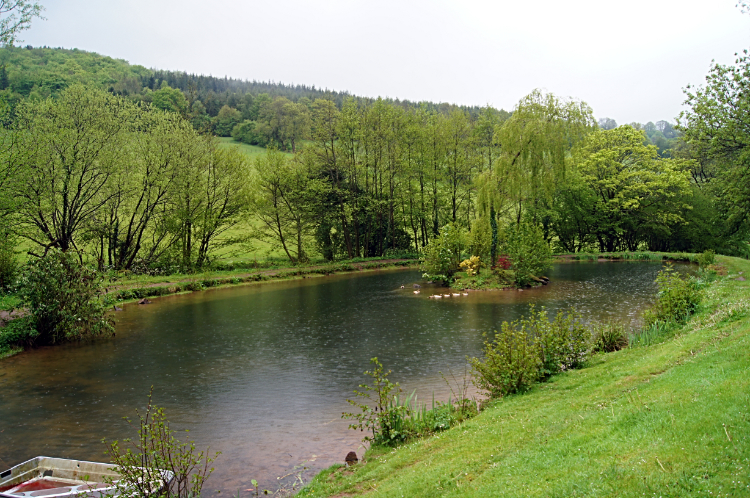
[[300, 254, 750, 497]]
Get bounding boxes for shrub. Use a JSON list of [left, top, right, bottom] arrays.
[[695, 249, 716, 269], [470, 306, 592, 398], [103, 389, 220, 498], [0, 229, 18, 292], [591, 321, 629, 353], [642, 263, 701, 327], [17, 250, 114, 345], [0, 316, 37, 351], [459, 256, 481, 276], [494, 254, 512, 270], [470, 320, 541, 398], [342, 357, 407, 446], [503, 223, 552, 286], [181, 281, 205, 292], [537, 307, 591, 376], [421, 224, 466, 284]]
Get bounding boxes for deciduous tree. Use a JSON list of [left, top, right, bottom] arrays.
[[573, 126, 693, 251], [0, 0, 44, 46], [14, 85, 132, 255]]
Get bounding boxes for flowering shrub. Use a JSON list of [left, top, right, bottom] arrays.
[[459, 256, 481, 276], [494, 255, 512, 270]]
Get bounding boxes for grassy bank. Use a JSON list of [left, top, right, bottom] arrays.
[[554, 250, 699, 262], [300, 255, 750, 497], [107, 258, 418, 304]]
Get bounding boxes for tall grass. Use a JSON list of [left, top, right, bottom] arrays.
[[629, 320, 680, 347], [386, 390, 476, 440]]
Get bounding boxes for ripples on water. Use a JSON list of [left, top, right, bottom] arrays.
[[0, 261, 678, 493]]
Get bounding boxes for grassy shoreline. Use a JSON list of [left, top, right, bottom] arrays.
[[554, 250, 701, 262], [299, 254, 750, 497], [107, 258, 419, 305]]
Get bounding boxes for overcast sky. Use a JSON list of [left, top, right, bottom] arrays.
[[21, 0, 750, 124]]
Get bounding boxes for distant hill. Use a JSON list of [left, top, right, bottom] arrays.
[[0, 45, 486, 117]]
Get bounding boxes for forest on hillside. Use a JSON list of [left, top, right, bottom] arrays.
[[0, 46, 678, 152], [0, 45, 744, 282]]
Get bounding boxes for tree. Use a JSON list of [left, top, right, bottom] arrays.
[[0, 1, 44, 46], [94, 109, 197, 270], [280, 99, 310, 153], [548, 171, 599, 253], [308, 99, 356, 258], [193, 143, 249, 267], [151, 83, 188, 116], [572, 126, 693, 251], [445, 108, 474, 225], [189, 100, 211, 132], [491, 90, 596, 224], [231, 119, 263, 146], [213, 105, 241, 137], [680, 51, 750, 233], [0, 65, 8, 90], [473, 105, 507, 174], [249, 149, 313, 263], [597, 117, 617, 130], [13, 85, 132, 255]]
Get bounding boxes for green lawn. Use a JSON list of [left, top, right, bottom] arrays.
[[216, 137, 294, 159], [208, 219, 288, 262], [301, 255, 750, 497]]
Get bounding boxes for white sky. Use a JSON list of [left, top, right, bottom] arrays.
[[21, 0, 750, 124]]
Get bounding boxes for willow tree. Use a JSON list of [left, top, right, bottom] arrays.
[[492, 90, 596, 224], [475, 90, 595, 263]]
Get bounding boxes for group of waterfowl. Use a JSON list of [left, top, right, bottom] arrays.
[[400, 284, 467, 298], [427, 292, 468, 298]]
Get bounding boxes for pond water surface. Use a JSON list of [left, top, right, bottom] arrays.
[[0, 261, 675, 494]]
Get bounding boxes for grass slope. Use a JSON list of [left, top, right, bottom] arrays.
[[216, 137, 294, 159], [301, 255, 750, 497]]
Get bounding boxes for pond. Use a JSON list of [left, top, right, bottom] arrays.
[[0, 261, 676, 494]]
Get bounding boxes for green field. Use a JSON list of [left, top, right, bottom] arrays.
[[300, 255, 750, 497], [216, 137, 294, 159]]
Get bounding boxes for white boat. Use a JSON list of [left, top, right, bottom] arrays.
[[0, 457, 172, 498]]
